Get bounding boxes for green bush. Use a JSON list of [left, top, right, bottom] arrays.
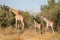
[[0, 5, 15, 28]]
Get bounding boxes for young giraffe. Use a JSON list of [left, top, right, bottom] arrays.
[[6, 7, 24, 32], [33, 17, 42, 35], [41, 16, 54, 33]]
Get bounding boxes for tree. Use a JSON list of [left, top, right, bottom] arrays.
[[22, 11, 34, 28], [48, 0, 55, 7], [0, 5, 15, 28]]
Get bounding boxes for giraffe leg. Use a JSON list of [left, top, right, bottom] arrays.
[[22, 21, 24, 30], [38, 24, 40, 34], [35, 27, 36, 35], [16, 19, 18, 29], [18, 21, 20, 32], [51, 26, 54, 33], [45, 24, 48, 33], [40, 25, 42, 34], [20, 20, 24, 32], [34, 24, 36, 35]]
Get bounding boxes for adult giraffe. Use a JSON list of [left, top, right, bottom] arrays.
[[6, 6, 24, 32], [41, 16, 54, 33]]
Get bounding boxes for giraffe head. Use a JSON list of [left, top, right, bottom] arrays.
[[6, 6, 11, 12], [32, 16, 35, 20], [32, 16, 37, 22]]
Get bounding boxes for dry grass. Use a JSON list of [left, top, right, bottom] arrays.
[[0, 27, 60, 40]]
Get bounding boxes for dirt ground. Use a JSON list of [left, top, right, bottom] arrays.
[[0, 27, 60, 40]]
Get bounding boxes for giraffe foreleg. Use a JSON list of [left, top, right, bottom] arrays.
[[34, 24, 36, 35], [17, 21, 20, 32], [16, 19, 18, 29]]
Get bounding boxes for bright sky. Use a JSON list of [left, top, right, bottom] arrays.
[[0, 0, 48, 12]]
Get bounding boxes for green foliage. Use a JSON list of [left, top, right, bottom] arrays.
[[22, 11, 34, 28], [0, 0, 60, 30], [0, 5, 15, 28], [37, 0, 60, 30], [48, 0, 55, 7]]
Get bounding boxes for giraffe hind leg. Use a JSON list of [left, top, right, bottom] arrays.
[[19, 20, 24, 33], [51, 26, 54, 33]]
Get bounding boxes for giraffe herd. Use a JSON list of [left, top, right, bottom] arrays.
[[6, 6, 54, 34]]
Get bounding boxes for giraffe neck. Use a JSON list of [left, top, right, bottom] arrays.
[[43, 17, 49, 23], [10, 8, 19, 15], [10, 8, 24, 18]]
